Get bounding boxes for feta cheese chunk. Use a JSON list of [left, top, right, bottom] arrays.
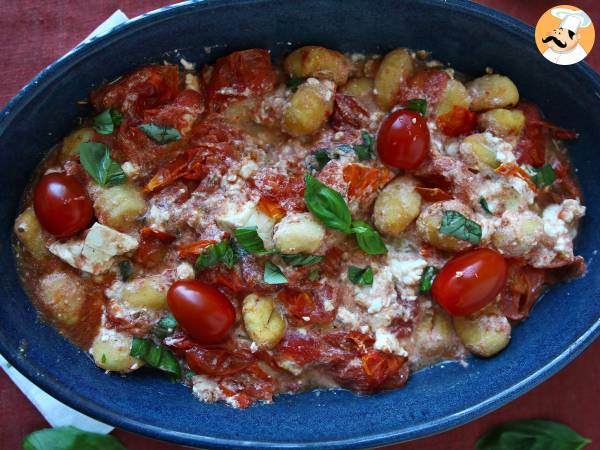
[[216, 201, 276, 249], [374, 329, 408, 357], [388, 255, 428, 301]]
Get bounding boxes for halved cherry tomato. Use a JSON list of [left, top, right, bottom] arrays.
[[377, 109, 430, 169], [167, 280, 235, 344], [33, 173, 93, 237], [431, 248, 508, 316]]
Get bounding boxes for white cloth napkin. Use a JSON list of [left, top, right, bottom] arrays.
[[0, 9, 130, 434]]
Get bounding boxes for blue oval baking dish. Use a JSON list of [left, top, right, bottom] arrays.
[[0, 1, 599, 448]]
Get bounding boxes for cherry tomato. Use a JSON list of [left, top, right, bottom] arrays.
[[167, 280, 235, 344], [431, 248, 508, 316], [33, 173, 93, 237], [376, 109, 430, 169]]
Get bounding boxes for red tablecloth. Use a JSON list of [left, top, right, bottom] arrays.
[[1, 1, 598, 449]]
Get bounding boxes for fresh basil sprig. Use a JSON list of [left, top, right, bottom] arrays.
[[439, 210, 482, 244], [479, 197, 492, 214], [406, 98, 427, 115], [281, 253, 325, 267], [348, 266, 374, 286], [93, 108, 122, 135], [476, 419, 591, 450], [234, 226, 275, 255], [264, 261, 288, 284], [351, 220, 387, 255], [352, 131, 374, 161], [285, 77, 305, 92], [304, 174, 352, 233], [419, 266, 438, 293], [153, 314, 177, 339], [22, 426, 126, 450], [531, 164, 556, 188], [130, 337, 180, 376], [195, 240, 238, 270], [138, 123, 181, 144], [78, 142, 126, 186]]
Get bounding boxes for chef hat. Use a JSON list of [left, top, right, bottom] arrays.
[[551, 7, 592, 33]]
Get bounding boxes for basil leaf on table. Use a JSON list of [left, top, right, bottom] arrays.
[[281, 253, 325, 267], [351, 220, 387, 255], [22, 426, 126, 450], [476, 419, 591, 450], [531, 164, 556, 188], [264, 261, 288, 284], [130, 337, 180, 376], [406, 98, 427, 115], [234, 227, 275, 255], [348, 265, 374, 286], [439, 210, 482, 244], [138, 123, 181, 144], [419, 266, 438, 293], [78, 142, 126, 186], [304, 174, 352, 233], [93, 108, 122, 134]]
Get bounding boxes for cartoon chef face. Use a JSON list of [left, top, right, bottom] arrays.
[[542, 27, 581, 53]]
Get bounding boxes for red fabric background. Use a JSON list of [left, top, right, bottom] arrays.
[[0, 1, 598, 449]]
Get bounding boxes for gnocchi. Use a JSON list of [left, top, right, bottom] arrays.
[[466, 74, 519, 111], [91, 328, 141, 372], [284, 46, 351, 85], [373, 176, 422, 237], [416, 200, 477, 252], [453, 314, 511, 357], [282, 79, 335, 136], [341, 77, 374, 97], [60, 127, 96, 160], [273, 212, 326, 254], [435, 79, 471, 117], [38, 272, 86, 326], [242, 294, 286, 348], [413, 308, 455, 358], [14, 207, 48, 260], [374, 48, 414, 110], [122, 278, 168, 309], [93, 183, 146, 231], [492, 210, 543, 257], [478, 108, 525, 137]]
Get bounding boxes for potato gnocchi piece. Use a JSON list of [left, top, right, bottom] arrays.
[[14, 207, 48, 260], [282, 79, 335, 136], [492, 210, 543, 257], [478, 108, 525, 137], [60, 127, 96, 160], [284, 46, 351, 85], [341, 77, 374, 97], [413, 307, 455, 357], [91, 328, 142, 372], [434, 79, 471, 117], [416, 200, 476, 252], [242, 294, 286, 348], [373, 176, 422, 237], [38, 272, 86, 326], [93, 183, 146, 231], [273, 212, 325, 254], [466, 74, 519, 112], [453, 314, 511, 357], [461, 133, 501, 169], [122, 278, 168, 309], [374, 48, 414, 110]]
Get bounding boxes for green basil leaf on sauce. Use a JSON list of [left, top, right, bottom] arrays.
[[78, 142, 126, 186], [307, 268, 321, 281], [234, 227, 275, 255], [195, 240, 238, 270], [93, 108, 122, 135], [348, 265, 374, 286], [118, 260, 133, 282], [304, 174, 352, 233], [285, 77, 305, 92], [130, 337, 180, 376], [531, 164, 556, 188], [351, 220, 387, 255], [138, 123, 181, 144], [153, 314, 177, 338], [479, 197, 492, 214], [476, 419, 592, 450], [439, 210, 482, 244], [406, 98, 427, 115], [263, 261, 288, 284], [419, 266, 438, 293], [352, 131, 374, 161], [313, 148, 331, 171], [281, 253, 325, 267], [22, 426, 127, 450]]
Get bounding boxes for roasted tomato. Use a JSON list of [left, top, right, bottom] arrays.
[[167, 280, 236, 344], [33, 173, 93, 237], [377, 109, 430, 169], [436, 105, 477, 137], [432, 248, 508, 316], [331, 94, 370, 130]]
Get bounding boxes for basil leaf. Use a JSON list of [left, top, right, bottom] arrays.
[[351, 220, 387, 255], [118, 260, 133, 282], [153, 313, 177, 338], [130, 337, 180, 376], [439, 210, 482, 244], [304, 174, 352, 233], [479, 197, 492, 214], [78, 142, 126, 186], [406, 98, 427, 115], [419, 266, 438, 293], [234, 227, 275, 254], [195, 240, 238, 270], [93, 108, 122, 134], [307, 268, 320, 281], [22, 426, 126, 450], [285, 77, 305, 92], [348, 266, 374, 286], [281, 253, 325, 267], [476, 419, 591, 450], [313, 148, 331, 171], [352, 131, 374, 161], [138, 123, 181, 144], [264, 261, 288, 284], [531, 164, 556, 188]]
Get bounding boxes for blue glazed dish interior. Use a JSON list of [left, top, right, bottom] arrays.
[[0, 1, 599, 449]]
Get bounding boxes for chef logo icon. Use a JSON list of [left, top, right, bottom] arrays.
[[535, 5, 595, 65]]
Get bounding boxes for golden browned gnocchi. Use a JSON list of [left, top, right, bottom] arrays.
[[466, 74, 519, 111], [93, 183, 146, 230], [14, 207, 48, 260], [374, 48, 414, 110], [477, 108, 525, 136], [373, 176, 422, 236], [284, 46, 351, 85], [434, 79, 471, 117], [60, 127, 96, 160], [273, 212, 325, 253], [282, 79, 335, 136], [453, 314, 511, 357], [416, 200, 477, 252], [242, 294, 286, 348], [38, 272, 86, 326]]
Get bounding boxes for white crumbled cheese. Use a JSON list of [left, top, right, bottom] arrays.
[[388, 255, 428, 301], [354, 267, 396, 314], [49, 223, 138, 274], [250, 342, 259, 353], [542, 199, 585, 254], [180, 58, 196, 70], [145, 205, 171, 232], [507, 176, 535, 206], [336, 306, 361, 328], [176, 262, 195, 280], [480, 132, 516, 164], [374, 329, 408, 357], [239, 159, 259, 179], [216, 201, 276, 249], [121, 161, 140, 178], [185, 73, 201, 92], [322, 298, 335, 312], [192, 375, 225, 403]]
